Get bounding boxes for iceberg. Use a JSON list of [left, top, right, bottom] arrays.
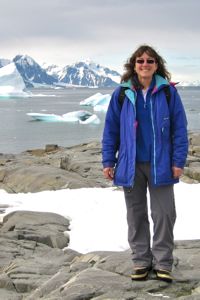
[[27, 113, 64, 122], [0, 62, 28, 97], [27, 110, 100, 124], [80, 93, 103, 106], [80, 92, 111, 108], [79, 114, 100, 124], [93, 104, 109, 112]]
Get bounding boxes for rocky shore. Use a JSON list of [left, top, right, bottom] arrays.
[[0, 210, 199, 300], [0, 141, 110, 193], [0, 132, 200, 299], [183, 132, 200, 183], [0, 132, 200, 193]]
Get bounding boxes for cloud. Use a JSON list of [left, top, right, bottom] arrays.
[[0, 0, 200, 80], [1, 0, 200, 40]]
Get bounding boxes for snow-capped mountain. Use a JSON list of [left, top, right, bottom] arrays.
[[0, 55, 199, 88], [0, 58, 11, 68], [13, 55, 58, 88], [42, 63, 64, 80], [178, 80, 200, 87], [44, 59, 121, 87], [0, 55, 121, 88]]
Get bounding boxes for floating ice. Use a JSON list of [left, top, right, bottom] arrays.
[[79, 114, 100, 124], [62, 111, 96, 123], [27, 113, 63, 122], [0, 62, 28, 97], [80, 93, 103, 106], [27, 110, 100, 124], [28, 93, 57, 98], [93, 104, 109, 112], [80, 92, 111, 109]]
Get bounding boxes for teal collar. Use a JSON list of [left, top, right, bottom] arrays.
[[120, 79, 136, 105], [120, 75, 169, 103], [152, 74, 169, 93]]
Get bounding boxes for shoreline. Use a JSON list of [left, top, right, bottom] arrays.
[[0, 131, 199, 193]]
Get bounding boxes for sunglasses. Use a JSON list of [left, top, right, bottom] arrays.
[[136, 59, 156, 64]]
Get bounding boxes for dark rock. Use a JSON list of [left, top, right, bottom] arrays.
[[45, 144, 59, 152]]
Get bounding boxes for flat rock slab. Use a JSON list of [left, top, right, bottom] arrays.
[[0, 211, 200, 299], [1, 210, 70, 249], [0, 142, 113, 193]]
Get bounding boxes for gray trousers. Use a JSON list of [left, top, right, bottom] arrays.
[[123, 163, 176, 271]]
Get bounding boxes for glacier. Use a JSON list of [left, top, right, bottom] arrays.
[[27, 110, 100, 124], [0, 62, 28, 97], [80, 92, 111, 112]]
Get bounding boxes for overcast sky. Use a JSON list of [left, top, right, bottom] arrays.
[[1, 0, 200, 81]]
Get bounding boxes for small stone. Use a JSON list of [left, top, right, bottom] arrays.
[[45, 144, 59, 152]]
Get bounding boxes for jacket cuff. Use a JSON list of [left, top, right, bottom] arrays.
[[103, 162, 115, 168], [172, 162, 185, 169]]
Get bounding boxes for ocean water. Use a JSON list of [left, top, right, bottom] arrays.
[[0, 87, 199, 154]]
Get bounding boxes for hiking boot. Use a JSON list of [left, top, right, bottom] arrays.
[[154, 269, 173, 283], [131, 267, 150, 281]]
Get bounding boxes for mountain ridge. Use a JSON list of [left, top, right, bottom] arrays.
[[0, 55, 199, 88], [0, 55, 120, 88]]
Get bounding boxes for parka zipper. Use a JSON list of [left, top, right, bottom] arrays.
[[150, 97, 157, 185], [130, 101, 137, 188], [124, 100, 137, 190]]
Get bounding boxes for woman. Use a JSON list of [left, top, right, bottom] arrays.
[[102, 45, 188, 282]]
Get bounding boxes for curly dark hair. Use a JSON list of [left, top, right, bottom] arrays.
[[121, 45, 171, 84]]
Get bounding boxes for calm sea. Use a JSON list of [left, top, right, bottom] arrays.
[[0, 87, 199, 154]]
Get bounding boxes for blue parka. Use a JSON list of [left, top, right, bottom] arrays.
[[102, 75, 188, 187]]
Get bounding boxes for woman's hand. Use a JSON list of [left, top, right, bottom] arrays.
[[172, 166, 183, 179], [103, 167, 114, 180]]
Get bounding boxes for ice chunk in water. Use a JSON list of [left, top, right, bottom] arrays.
[[0, 63, 28, 97]]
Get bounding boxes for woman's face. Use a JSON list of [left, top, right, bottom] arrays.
[[134, 52, 158, 82]]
